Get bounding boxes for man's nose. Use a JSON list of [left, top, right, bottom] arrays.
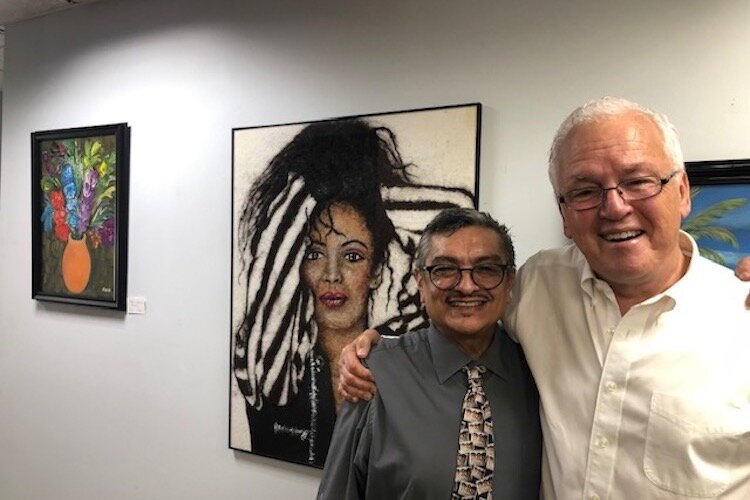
[[598, 186, 632, 218], [455, 269, 481, 292]]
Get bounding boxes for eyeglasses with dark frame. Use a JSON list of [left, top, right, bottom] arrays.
[[421, 263, 510, 291], [557, 170, 682, 211]]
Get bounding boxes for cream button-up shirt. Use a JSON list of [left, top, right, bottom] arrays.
[[506, 232, 750, 500]]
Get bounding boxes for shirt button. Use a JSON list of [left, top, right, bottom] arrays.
[[596, 437, 610, 449], [607, 328, 615, 335], [590, 495, 600, 500], [605, 381, 617, 393]]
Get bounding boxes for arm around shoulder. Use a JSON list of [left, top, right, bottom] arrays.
[[317, 399, 373, 500]]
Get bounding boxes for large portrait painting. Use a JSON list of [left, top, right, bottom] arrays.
[[230, 104, 481, 467], [683, 159, 750, 269]]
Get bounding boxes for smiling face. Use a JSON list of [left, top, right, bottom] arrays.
[[555, 111, 691, 299], [302, 202, 378, 334], [415, 226, 514, 350]]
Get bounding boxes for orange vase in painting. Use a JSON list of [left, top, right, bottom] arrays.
[[61, 234, 91, 294]]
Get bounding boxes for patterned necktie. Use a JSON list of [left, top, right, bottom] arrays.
[[452, 364, 494, 499]]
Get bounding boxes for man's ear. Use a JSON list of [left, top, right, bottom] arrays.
[[558, 204, 572, 239], [678, 169, 692, 220], [413, 268, 426, 305]]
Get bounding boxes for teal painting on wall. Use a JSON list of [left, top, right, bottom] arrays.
[[683, 159, 750, 270]]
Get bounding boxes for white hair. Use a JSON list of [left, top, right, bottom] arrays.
[[547, 96, 684, 191]]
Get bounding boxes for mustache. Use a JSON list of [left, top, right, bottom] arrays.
[[445, 290, 492, 300]]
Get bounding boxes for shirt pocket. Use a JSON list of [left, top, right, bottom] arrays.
[[643, 393, 750, 498]]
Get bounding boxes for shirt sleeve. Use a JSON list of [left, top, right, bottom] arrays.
[[316, 399, 373, 500]]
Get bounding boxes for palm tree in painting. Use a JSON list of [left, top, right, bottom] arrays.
[[682, 187, 748, 266]]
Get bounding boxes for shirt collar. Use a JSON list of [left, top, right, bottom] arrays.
[[427, 323, 508, 384], [574, 245, 605, 303], [651, 230, 697, 305], [576, 246, 596, 290]]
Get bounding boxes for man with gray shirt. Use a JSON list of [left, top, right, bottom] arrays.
[[318, 208, 541, 499]]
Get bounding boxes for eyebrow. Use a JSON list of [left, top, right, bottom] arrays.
[[308, 237, 370, 248], [567, 164, 653, 183], [429, 254, 504, 264], [343, 239, 369, 249]]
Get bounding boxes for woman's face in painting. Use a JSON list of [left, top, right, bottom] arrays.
[[302, 202, 379, 333]]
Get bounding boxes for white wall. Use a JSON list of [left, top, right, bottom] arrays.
[[1, 0, 749, 498]]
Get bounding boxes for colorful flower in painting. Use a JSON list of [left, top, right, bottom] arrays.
[[90, 231, 101, 249], [43, 189, 71, 242], [41, 204, 53, 232], [60, 162, 75, 186], [77, 168, 99, 235], [52, 203, 71, 241], [49, 190, 65, 210], [42, 150, 55, 175], [39, 138, 117, 244], [54, 219, 71, 241], [61, 163, 80, 232], [98, 218, 115, 247]]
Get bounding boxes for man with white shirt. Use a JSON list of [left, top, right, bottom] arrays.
[[506, 97, 750, 499], [339, 97, 750, 499]]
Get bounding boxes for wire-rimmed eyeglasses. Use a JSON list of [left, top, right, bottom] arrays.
[[421, 263, 510, 291], [557, 170, 682, 211]]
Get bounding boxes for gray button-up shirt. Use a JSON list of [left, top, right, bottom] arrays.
[[317, 325, 541, 499]]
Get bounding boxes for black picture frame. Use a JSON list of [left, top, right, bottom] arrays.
[[229, 103, 481, 467], [685, 158, 750, 185], [684, 159, 750, 269], [31, 123, 130, 310]]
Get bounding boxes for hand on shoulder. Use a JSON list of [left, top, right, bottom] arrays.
[[735, 257, 750, 309], [337, 328, 381, 402]]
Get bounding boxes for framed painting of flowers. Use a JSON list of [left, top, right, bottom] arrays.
[[31, 123, 130, 310]]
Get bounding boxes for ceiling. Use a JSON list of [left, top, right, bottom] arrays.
[[0, 0, 103, 25], [0, 0, 105, 90]]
